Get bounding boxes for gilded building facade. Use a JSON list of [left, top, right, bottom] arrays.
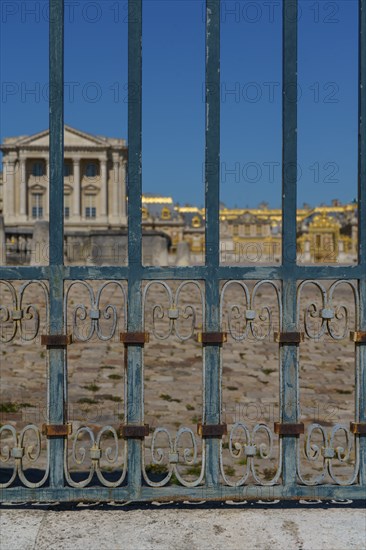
[[141, 198, 357, 264]]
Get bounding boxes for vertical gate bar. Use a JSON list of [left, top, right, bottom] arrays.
[[204, 0, 221, 488], [280, 0, 299, 487], [127, 0, 143, 498], [48, 0, 65, 488], [357, 0, 366, 485]]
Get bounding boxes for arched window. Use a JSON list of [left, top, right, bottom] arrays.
[[192, 215, 201, 228], [161, 207, 171, 220]]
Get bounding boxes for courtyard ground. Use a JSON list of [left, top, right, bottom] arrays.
[[1, 505, 365, 550]]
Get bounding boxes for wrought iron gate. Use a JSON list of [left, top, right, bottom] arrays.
[[0, 0, 365, 502]]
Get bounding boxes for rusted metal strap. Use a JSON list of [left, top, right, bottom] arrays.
[[120, 424, 149, 439], [41, 334, 73, 348], [350, 422, 366, 435], [274, 422, 304, 436], [120, 332, 150, 345], [274, 332, 304, 344], [196, 332, 227, 345], [197, 423, 227, 438], [350, 331, 366, 344], [42, 423, 72, 438]]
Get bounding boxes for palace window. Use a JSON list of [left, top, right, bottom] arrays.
[[85, 195, 96, 218], [32, 162, 45, 177], [161, 207, 171, 220], [64, 194, 70, 218], [256, 224, 262, 236], [86, 163, 97, 178], [64, 162, 71, 177], [31, 193, 43, 219], [192, 215, 201, 228], [245, 224, 250, 236]]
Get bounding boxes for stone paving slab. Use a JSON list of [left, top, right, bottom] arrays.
[[0, 508, 365, 550]]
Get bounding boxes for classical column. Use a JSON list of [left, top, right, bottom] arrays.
[[351, 217, 358, 256], [2, 162, 8, 219], [3, 158, 15, 221], [111, 153, 120, 222], [120, 159, 127, 223], [72, 157, 81, 218], [0, 214, 6, 265], [100, 157, 108, 220], [19, 156, 27, 219], [45, 160, 50, 217]]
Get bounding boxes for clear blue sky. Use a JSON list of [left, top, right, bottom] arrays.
[[0, 0, 359, 208]]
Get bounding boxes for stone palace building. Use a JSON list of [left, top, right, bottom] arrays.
[[0, 125, 127, 229], [0, 126, 359, 265]]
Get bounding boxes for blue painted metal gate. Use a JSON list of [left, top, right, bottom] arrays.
[[0, 0, 365, 502]]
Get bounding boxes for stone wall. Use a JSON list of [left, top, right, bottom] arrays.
[[2, 224, 172, 266]]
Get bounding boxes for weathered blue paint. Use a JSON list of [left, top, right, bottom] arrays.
[[204, 0, 221, 489], [359, 0, 366, 267], [358, 0, 366, 486], [0, 264, 365, 283], [280, 0, 299, 487], [0, 0, 365, 503], [48, 0, 65, 490], [126, 0, 143, 499]]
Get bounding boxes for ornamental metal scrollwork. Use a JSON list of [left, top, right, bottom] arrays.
[[0, 424, 49, 488], [297, 423, 359, 486], [65, 281, 127, 341], [220, 280, 282, 341], [297, 280, 358, 340], [64, 425, 127, 488], [0, 281, 49, 343], [142, 426, 205, 487], [143, 281, 204, 341], [220, 422, 282, 487], [142, 283, 205, 487]]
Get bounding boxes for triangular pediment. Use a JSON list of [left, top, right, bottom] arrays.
[[237, 210, 261, 224], [17, 125, 108, 148], [83, 184, 99, 194]]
